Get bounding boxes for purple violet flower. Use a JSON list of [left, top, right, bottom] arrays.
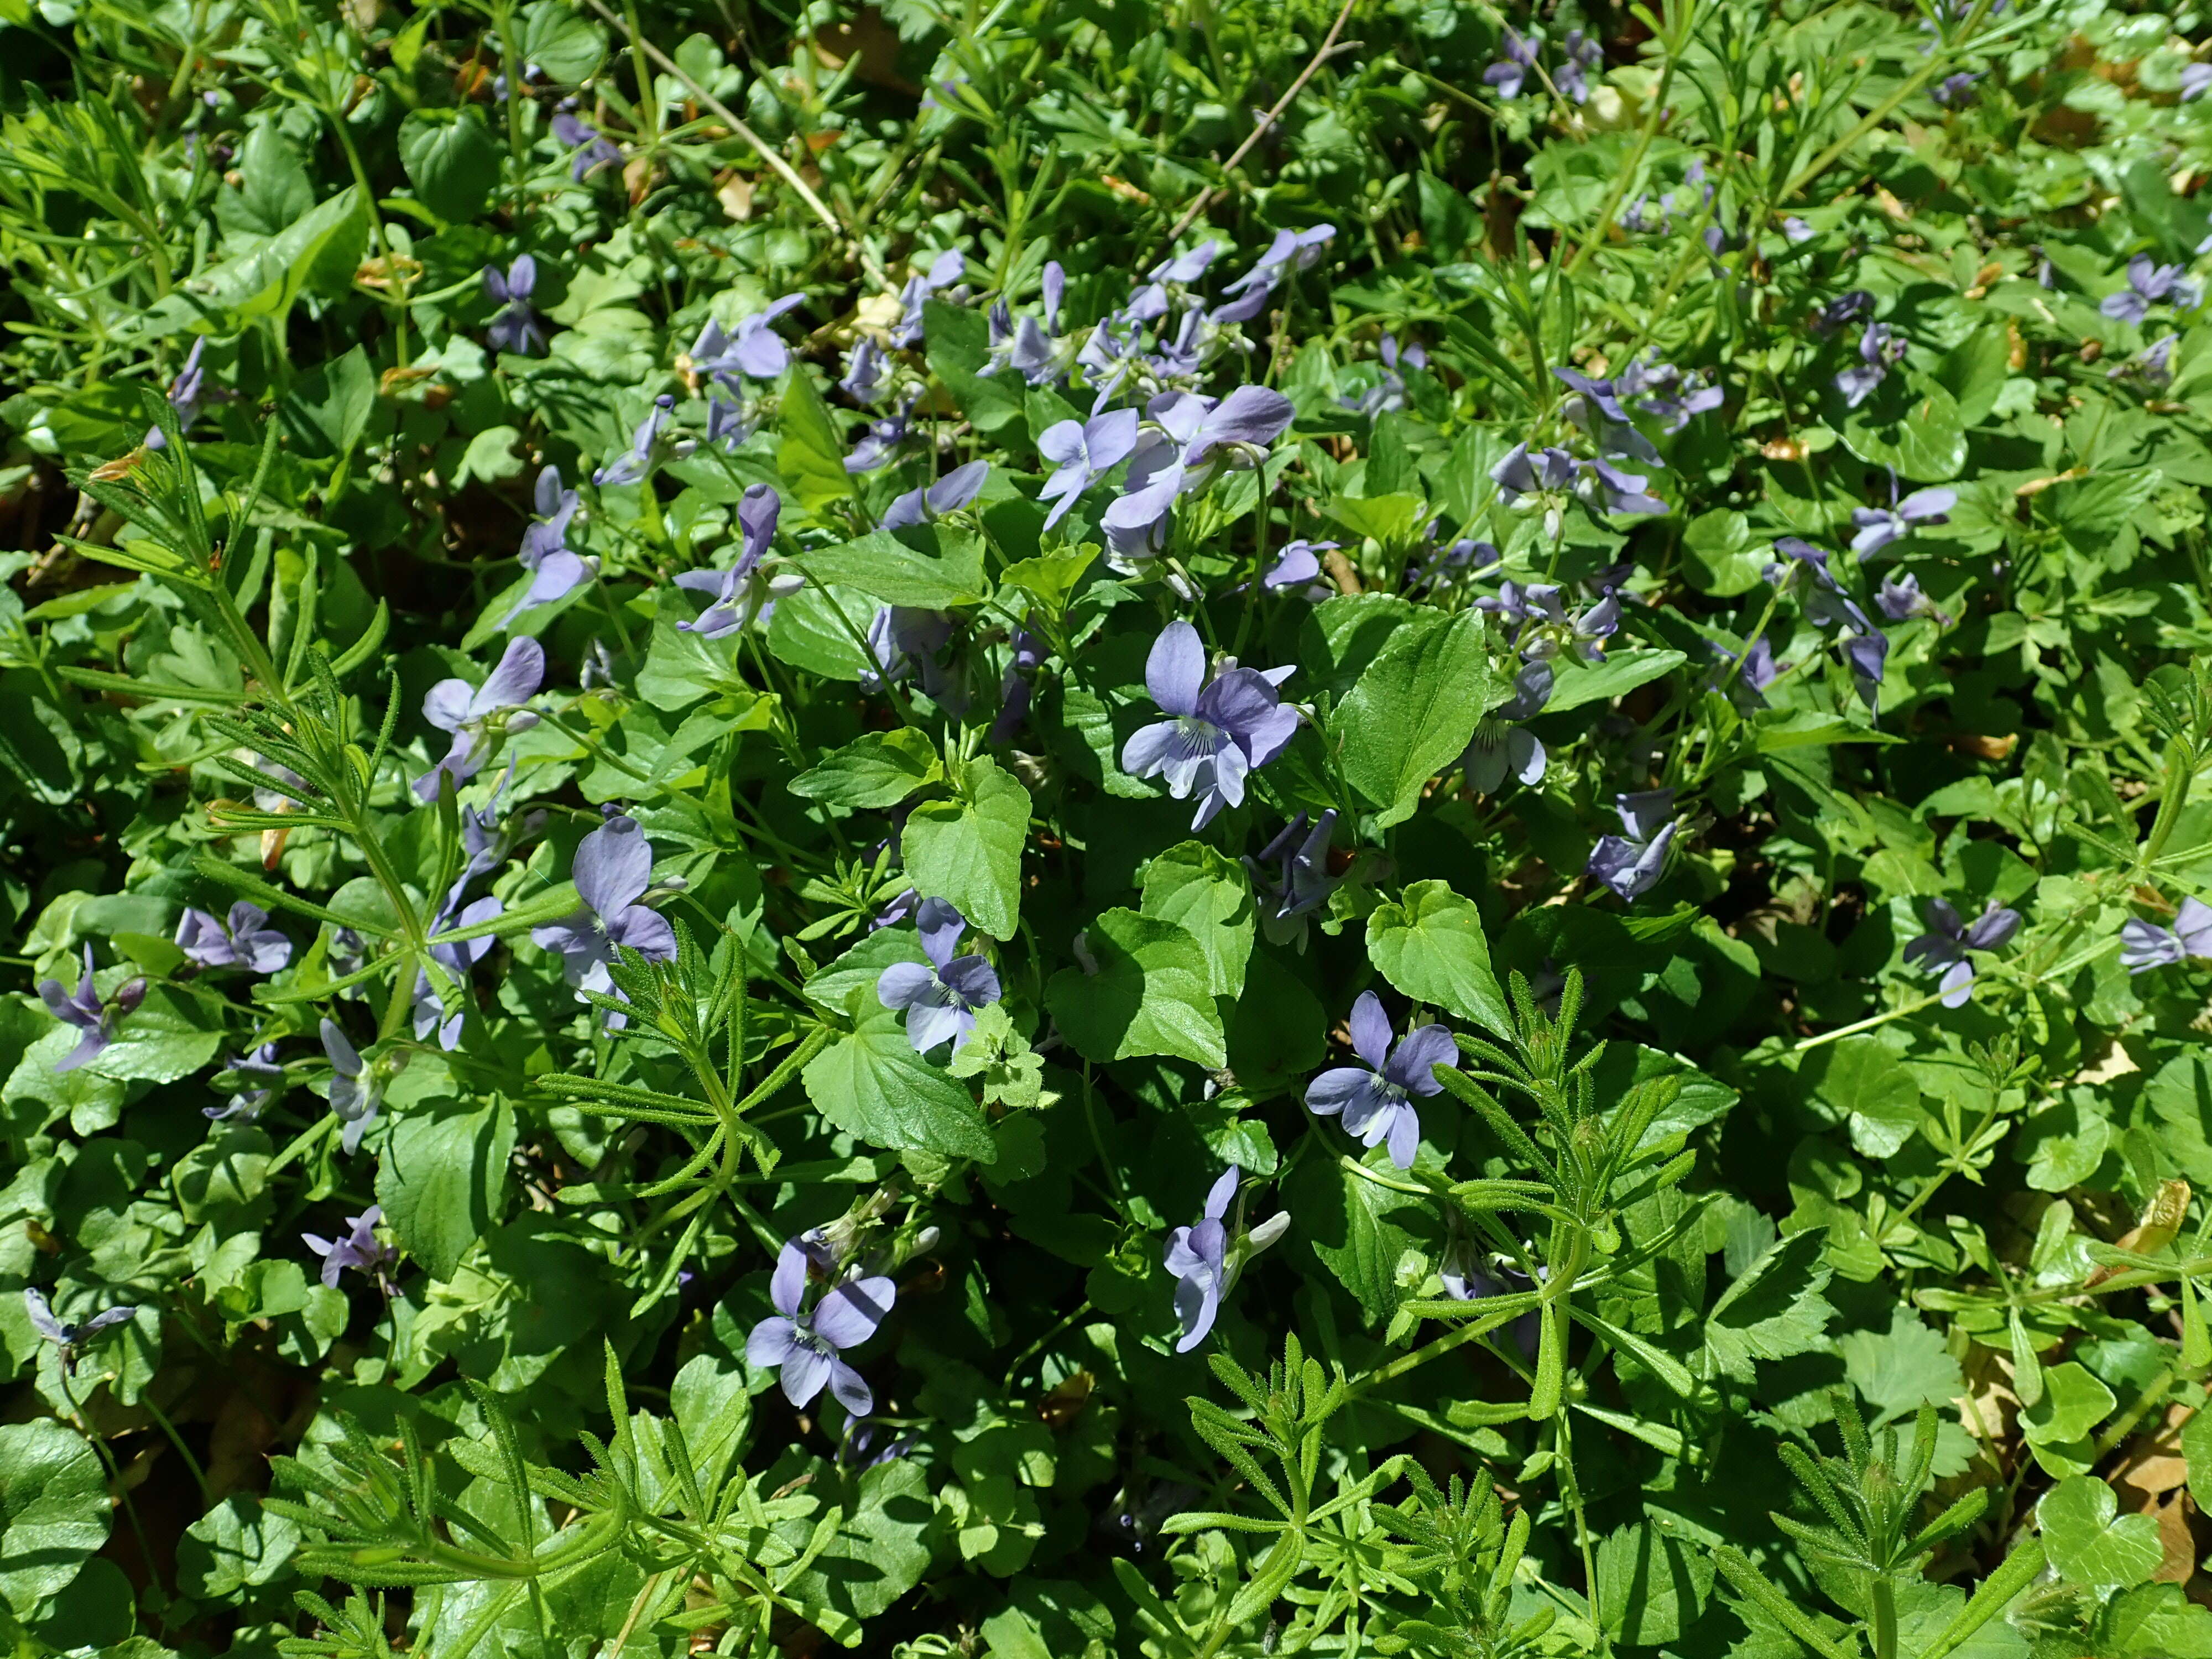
[[1483, 28, 1541, 98], [1587, 789, 1678, 902], [890, 252, 966, 351], [1835, 322, 1907, 408], [1814, 290, 1876, 335], [593, 394, 685, 487], [551, 105, 620, 179], [38, 946, 144, 1073], [1556, 29, 1603, 102], [990, 627, 1047, 744], [1903, 899, 2021, 1006], [695, 296, 808, 381], [1037, 409, 1139, 530], [143, 337, 212, 450], [1212, 226, 1335, 324], [1166, 1166, 1239, 1350], [176, 901, 291, 974], [676, 485, 796, 636], [1931, 71, 1979, 107], [413, 637, 544, 802], [1305, 991, 1453, 1171], [321, 1019, 383, 1155], [2122, 898, 2212, 973], [883, 461, 989, 531], [483, 256, 547, 356], [840, 336, 890, 402], [1875, 571, 1947, 624], [747, 1238, 895, 1415], [508, 466, 592, 621], [23, 1289, 135, 1374], [531, 815, 679, 1009], [1120, 622, 1300, 830], [876, 898, 1003, 1054], [2182, 62, 2212, 101], [1263, 539, 1338, 602], [304, 1205, 394, 1290], [412, 896, 502, 1050], [1246, 809, 1339, 949], [2101, 255, 2200, 324], [208, 1042, 284, 1123], [1850, 486, 1956, 556], [1463, 661, 1552, 794], [844, 393, 917, 473]]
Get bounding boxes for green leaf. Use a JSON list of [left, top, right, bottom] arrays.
[[276, 344, 375, 461], [176, 1495, 300, 1603], [1045, 909, 1224, 1068], [776, 369, 859, 518], [0, 1420, 110, 1616], [1366, 880, 1512, 1036], [2021, 1361, 2115, 1448], [374, 1098, 517, 1280], [398, 108, 499, 223], [797, 527, 987, 609], [1140, 841, 1255, 998], [900, 756, 1031, 940], [2039, 1475, 2162, 1592], [802, 1001, 996, 1161], [128, 186, 368, 336], [1810, 1035, 1926, 1158], [1544, 649, 1687, 714], [1002, 547, 1097, 615], [635, 587, 747, 708], [87, 982, 224, 1084], [1839, 1305, 1964, 1426], [924, 300, 1027, 439], [1840, 379, 1967, 482], [1333, 609, 1499, 826], [1285, 1152, 1422, 1324], [1699, 1228, 1835, 1381], [1595, 1521, 1714, 1647], [768, 582, 878, 681], [1225, 950, 1328, 1103], [792, 729, 944, 810]]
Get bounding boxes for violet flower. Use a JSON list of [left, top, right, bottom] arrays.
[[676, 484, 797, 636], [1463, 661, 1552, 794], [1875, 571, 1948, 624], [1305, 991, 1453, 1171], [531, 813, 679, 1005], [1556, 29, 1603, 102], [982, 262, 1072, 385], [1851, 485, 1956, 556], [1166, 1166, 1238, 1350], [1782, 216, 1816, 244], [38, 946, 144, 1073], [1102, 388, 1295, 552], [1263, 539, 1337, 602], [1814, 290, 1875, 335], [1121, 240, 1219, 325], [1587, 789, 1678, 901], [1903, 899, 2021, 1007], [593, 394, 685, 487], [1836, 322, 1907, 408], [551, 105, 620, 179], [413, 636, 544, 802], [890, 251, 966, 351], [747, 1238, 895, 1415], [1931, 71, 1978, 107], [143, 337, 211, 450], [1212, 226, 1335, 324], [1483, 28, 1541, 98], [1037, 410, 1139, 530], [507, 466, 593, 621], [2122, 898, 2212, 973], [23, 1289, 135, 1374], [412, 896, 502, 1051], [1579, 457, 1668, 517], [861, 606, 957, 701], [844, 393, 917, 473], [2101, 256, 2199, 324], [176, 901, 291, 974], [883, 460, 989, 531], [1120, 622, 1300, 830], [694, 296, 808, 381], [1246, 809, 1339, 950], [877, 898, 1001, 1054], [304, 1205, 394, 1290], [483, 256, 547, 356], [208, 1043, 284, 1123], [989, 627, 1047, 744], [321, 1019, 383, 1155], [1490, 441, 1578, 504], [841, 336, 890, 402]]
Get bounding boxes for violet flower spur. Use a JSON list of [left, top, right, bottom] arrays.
[[321, 1019, 384, 1155], [593, 394, 685, 487], [676, 484, 798, 637], [2122, 897, 2212, 973], [304, 1205, 394, 1290], [413, 896, 502, 1051], [1587, 789, 1678, 902], [1246, 809, 1339, 950], [24, 1289, 135, 1374], [1850, 485, 1956, 556], [1483, 27, 1541, 97], [1836, 322, 1907, 408], [747, 1239, 895, 1415], [176, 900, 291, 973], [1305, 992, 1454, 1171], [1036, 409, 1139, 530], [413, 636, 544, 801], [531, 813, 679, 1006], [1903, 898, 2021, 1007], [1120, 622, 1301, 830], [883, 461, 989, 531], [1462, 661, 1552, 794], [144, 336, 211, 450], [39, 946, 144, 1073], [877, 898, 1003, 1054], [2101, 255, 2200, 324], [483, 255, 547, 356], [507, 465, 593, 621], [209, 1042, 284, 1123]]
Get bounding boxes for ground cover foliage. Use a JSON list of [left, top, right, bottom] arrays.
[[8, 0, 2212, 1655]]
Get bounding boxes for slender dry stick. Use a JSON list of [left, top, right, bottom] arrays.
[[1159, 0, 1361, 248], [581, 0, 889, 290]]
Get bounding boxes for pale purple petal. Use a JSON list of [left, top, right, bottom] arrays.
[[1145, 622, 1206, 717], [770, 1243, 809, 1318], [826, 1355, 874, 1416], [877, 962, 939, 1011], [747, 1314, 800, 1369], [813, 1275, 895, 1349], [575, 816, 653, 919], [1346, 991, 1392, 1070], [1307, 1067, 1389, 1121], [1385, 1024, 1455, 1095], [606, 904, 677, 962], [1202, 1165, 1240, 1222], [779, 1343, 832, 1406]]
